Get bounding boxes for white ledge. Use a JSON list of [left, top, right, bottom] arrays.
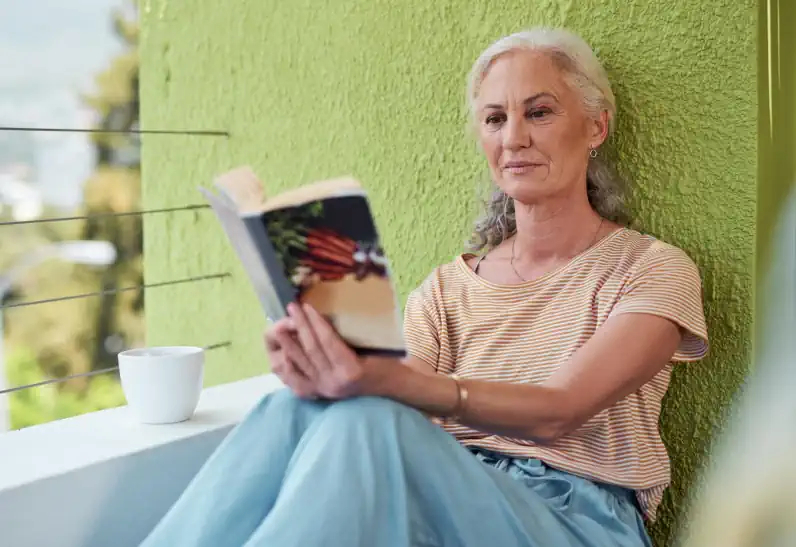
[[0, 374, 284, 547]]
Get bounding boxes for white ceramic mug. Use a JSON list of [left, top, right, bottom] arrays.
[[118, 346, 205, 424]]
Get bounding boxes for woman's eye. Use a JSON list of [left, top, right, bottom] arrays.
[[527, 107, 551, 119], [485, 114, 505, 125]]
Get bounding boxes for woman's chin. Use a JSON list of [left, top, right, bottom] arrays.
[[497, 176, 548, 201]]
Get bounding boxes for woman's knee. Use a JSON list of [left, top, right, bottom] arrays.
[[249, 387, 327, 423], [253, 391, 426, 435], [263, 387, 304, 408], [323, 396, 425, 428]]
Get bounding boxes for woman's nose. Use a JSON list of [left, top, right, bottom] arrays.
[[502, 116, 531, 150]]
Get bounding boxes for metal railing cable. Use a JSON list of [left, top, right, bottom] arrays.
[[0, 342, 232, 395], [0, 273, 230, 310], [0, 126, 229, 137], [0, 204, 211, 227]]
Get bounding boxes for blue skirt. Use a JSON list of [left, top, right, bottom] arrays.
[[141, 389, 652, 546]]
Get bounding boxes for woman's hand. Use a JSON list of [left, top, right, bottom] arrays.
[[264, 302, 383, 400], [264, 315, 318, 399]]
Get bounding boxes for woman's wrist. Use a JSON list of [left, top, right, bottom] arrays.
[[363, 357, 461, 417], [447, 374, 469, 420], [359, 355, 402, 397]]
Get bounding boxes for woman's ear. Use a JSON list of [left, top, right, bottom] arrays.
[[589, 110, 610, 148]]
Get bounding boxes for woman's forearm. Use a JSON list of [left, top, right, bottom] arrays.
[[365, 358, 573, 443]]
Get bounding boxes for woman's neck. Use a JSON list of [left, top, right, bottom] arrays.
[[511, 194, 603, 264]]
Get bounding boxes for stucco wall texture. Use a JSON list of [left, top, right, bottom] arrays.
[[140, 0, 757, 543]]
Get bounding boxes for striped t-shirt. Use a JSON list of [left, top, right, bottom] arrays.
[[403, 228, 709, 521]]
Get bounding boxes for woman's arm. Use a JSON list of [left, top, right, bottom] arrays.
[[282, 302, 682, 444], [367, 312, 683, 443], [402, 355, 437, 376]]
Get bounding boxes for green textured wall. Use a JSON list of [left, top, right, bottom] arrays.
[[140, 0, 757, 543]]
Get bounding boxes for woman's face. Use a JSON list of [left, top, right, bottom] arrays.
[[474, 50, 607, 206]]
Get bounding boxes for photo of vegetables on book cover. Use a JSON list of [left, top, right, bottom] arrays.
[[200, 167, 406, 357]]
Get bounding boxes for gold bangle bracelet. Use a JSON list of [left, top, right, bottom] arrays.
[[449, 374, 469, 421]]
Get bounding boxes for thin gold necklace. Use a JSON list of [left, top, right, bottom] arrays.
[[510, 217, 605, 283]]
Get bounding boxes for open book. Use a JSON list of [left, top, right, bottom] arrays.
[[200, 167, 405, 357]]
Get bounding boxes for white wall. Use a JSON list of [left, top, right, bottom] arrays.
[[0, 375, 281, 547]]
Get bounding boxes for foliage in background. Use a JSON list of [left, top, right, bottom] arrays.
[[5, 1, 140, 426], [79, 0, 144, 372], [7, 347, 125, 430]]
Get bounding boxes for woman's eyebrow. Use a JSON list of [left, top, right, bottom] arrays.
[[525, 92, 557, 105], [482, 92, 558, 110]]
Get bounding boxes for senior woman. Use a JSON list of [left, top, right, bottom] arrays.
[[142, 27, 708, 547]]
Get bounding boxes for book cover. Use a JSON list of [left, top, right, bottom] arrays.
[[201, 171, 405, 357]]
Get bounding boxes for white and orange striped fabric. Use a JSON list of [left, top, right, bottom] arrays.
[[403, 228, 709, 521]]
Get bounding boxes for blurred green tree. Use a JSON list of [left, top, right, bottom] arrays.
[[7, 347, 125, 430], [80, 0, 144, 373], [7, 1, 141, 406]]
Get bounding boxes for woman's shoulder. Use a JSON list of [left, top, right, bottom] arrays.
[[608, 227, 701, 279], [409, 255, 469, 294], [406, 254, 492, 311]]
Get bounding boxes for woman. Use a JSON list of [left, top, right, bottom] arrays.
[[142, 27, 708, 547]]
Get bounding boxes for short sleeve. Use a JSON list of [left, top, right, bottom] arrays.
[[609, 242, 709, 361], [403, 274, 441, 370]]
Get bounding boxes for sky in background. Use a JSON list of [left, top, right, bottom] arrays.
[[0, 0, 128, 209]]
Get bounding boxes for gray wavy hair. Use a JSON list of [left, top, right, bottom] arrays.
[[466, 28, 629, 253]]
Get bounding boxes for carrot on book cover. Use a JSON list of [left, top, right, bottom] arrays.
[[298, 229, 387, 284]]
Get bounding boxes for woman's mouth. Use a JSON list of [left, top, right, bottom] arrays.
[[503, 161, 540, 174]]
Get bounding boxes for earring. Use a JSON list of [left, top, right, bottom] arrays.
[[589, 147, 598, 159]]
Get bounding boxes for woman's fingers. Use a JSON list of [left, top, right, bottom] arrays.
[[264, 318, 317, 399], [269, 346, 317, 399], [274, 354, 316, 399], [301, 304, 368, 398], [264, 317, 294, 353], [272, 326, 317, 381], [269, 304, 366, 400], [288, 303, 332, 371], [302, 304, 354, 365]]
